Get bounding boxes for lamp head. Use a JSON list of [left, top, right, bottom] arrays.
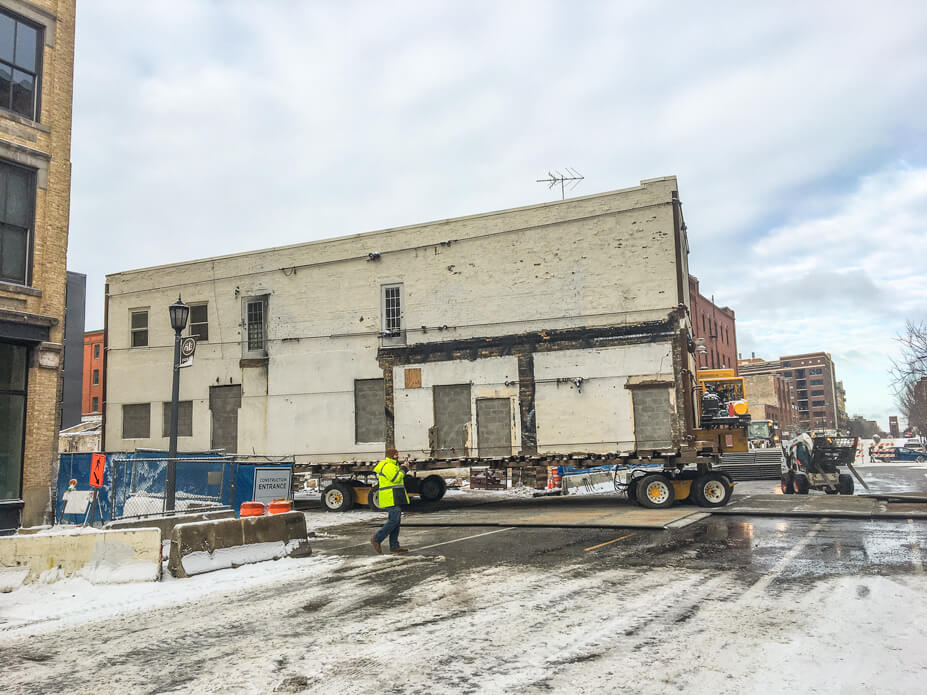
[[169, 295, 189, 332]]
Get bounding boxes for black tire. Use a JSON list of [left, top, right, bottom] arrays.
[[419, 474, 447, 502], [824, 487, 839, 495], [692, 473, 733, 508], [368, 484, 385, 511], [321, 482, 355, 512], [635, 474, 675, 509], [626, 477, 639, 502], [781, 472, 794, 495], [793, 475, 810, 495], [838, 473, 855, 495]]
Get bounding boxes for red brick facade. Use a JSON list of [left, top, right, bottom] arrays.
[[689, 275, 738, 373], [82, 330, 104, 415]]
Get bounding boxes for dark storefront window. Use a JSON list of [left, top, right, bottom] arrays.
[[0, 342, 27, 500]]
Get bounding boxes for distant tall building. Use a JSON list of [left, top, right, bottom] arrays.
[[739, 352, 840, 431], [60, 270, 85, 429], [82, 329, 104, 416], [889, 416, 900, 438], [689, 275, 738, 373], [742, 372, 798, 434], [0, 1, 76, 533]]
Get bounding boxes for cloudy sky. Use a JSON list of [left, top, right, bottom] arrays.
[[68, 1, 927, 428]]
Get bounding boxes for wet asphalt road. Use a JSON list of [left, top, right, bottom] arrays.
[[3, 465, 926, 694]]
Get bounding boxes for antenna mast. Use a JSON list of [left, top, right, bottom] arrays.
[[536, 168, 584, 199]]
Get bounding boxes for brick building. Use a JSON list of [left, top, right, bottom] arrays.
[[82, 329, 103, 416], [688, 275, 737, 373], [0, 0, 75, 532], [739, 352, 840, 432], [741, 372, 798, 435]]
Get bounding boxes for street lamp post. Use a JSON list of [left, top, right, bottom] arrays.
[[166, 296, 190, 512]]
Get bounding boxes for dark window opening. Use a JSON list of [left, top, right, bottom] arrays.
[[0, 9, 42, 120], [92, 369, 99, 385], [130, 310, 148, 348], [93, 343, 100, 359], [0, 159, 36, 285], [189, 304, 208, 341], [91, 396, 98, 412]]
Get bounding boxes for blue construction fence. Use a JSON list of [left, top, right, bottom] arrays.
[[56, 451, 293, 524]]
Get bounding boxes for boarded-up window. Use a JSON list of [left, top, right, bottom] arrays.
[[354, 378, 385, 443], [162, 400, 193, 437], [122, 403, 150, 439], [631, 387, 672, 450], [209, 385, 241, 453], [433, 384, 471, 457]]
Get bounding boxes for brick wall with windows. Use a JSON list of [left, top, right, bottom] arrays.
[[81, 329, 103, 415], [688, 275, 738, 374], [0, 1, 75, 529]]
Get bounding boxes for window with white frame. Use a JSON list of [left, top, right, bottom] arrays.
[[130, 309, 148, 347], [189, 303, 208, 341], [241, 296, 268, 357], [381, 283, 404, 344]]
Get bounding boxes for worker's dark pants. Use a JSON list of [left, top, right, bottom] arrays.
[[373, 506, 402, 549]]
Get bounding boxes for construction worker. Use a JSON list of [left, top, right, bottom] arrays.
[[370, 447, 410, 554]]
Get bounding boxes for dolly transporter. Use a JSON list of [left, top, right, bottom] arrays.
[[103, 176, 735, 510]]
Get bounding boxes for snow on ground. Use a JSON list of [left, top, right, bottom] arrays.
[[0, 553, 342, 637]]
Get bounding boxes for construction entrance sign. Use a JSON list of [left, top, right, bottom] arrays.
[[253, 467, 292, 505]]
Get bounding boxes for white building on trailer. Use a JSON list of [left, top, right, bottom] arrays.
[[102, 177, 696, 463]]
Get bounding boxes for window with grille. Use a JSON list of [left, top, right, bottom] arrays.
[[130, 310, 148, 347], [0, 159, 35, 285], [241, 296, 268, 358], [0, 9, 42, 121], [189, 303, 208, 341], [381, 283, 405, 345]]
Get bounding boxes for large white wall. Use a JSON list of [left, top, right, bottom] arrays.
[[104, 177, 687, 459]]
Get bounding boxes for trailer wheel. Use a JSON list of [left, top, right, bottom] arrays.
[[692, 473, 733, 508], [626, 478, 639, 502], [368, 484, 385, 511], [419, 474, 447, 502], [838, 473, 855, 495], [321, 482, 355, 512], [792, 475, 810, 495], [635, 474, 675, 509], [781, 472, 794, 495]]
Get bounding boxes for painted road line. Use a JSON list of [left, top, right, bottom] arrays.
[[584, 533, 636, 552], [744, 519, 824, 598], [907, 519, 924, 574], [414, 527, 515, 551]]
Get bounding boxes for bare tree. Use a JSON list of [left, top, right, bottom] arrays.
[[890, 320, 927, 437]]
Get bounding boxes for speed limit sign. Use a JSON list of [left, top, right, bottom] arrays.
[[179, 336, 197, 368]]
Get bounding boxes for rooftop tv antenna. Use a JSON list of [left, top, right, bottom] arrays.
[[536, 168, 584, 199]]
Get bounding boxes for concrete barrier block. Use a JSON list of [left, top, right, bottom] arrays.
[[0, 528, 162, 587], [168, 511, 311, 578], [105, 509, 236, 541], [563, 470, 615, 495]]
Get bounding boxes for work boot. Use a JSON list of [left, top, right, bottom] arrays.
[[370, 537, 382, 554], [390, 547, 409, 554]]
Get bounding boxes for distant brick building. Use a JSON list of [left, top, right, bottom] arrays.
[[82, 329, 103, 416], [739, 352, 840, 431], [0, 1, 76, 531], [688, 275, 737, 373], [742, 372, 798, 434]]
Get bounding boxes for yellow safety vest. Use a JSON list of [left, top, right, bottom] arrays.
[[374, 457, 409, 507]]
